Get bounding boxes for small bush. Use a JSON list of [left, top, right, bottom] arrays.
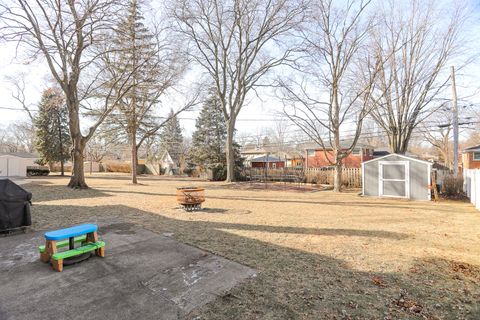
[[207, 164, 244, 181], [441, 174, 463, 196], [27, 166, 50, 176], [183, 167, 195, 176], [212, 164, 227, 181]]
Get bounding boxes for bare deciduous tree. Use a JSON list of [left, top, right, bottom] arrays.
[[97, 0, 192, 184], [267, 118, 290, 154], [172, 0, 306, 182], [4, 74, 37, 153], [280, 0, 380, 192], [1, 0, 142, 188], [368, 0, 465, 154], [6, 74, 35, 121]]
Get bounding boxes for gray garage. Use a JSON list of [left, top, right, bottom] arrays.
[[362, 154, 432, 201]]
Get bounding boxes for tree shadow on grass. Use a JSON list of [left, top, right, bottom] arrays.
[[26, 180, 112, 202], [28, 203, 480, 320], [91, 187, 462, 214], [85, 174, 207, 183]]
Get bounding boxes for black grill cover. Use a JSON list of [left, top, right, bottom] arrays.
[[0, 179, 32, 231]]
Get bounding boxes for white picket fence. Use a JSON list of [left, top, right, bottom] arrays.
[[463, 169, 480, 211]]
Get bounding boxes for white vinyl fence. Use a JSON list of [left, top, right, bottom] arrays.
[[463, 169, 480, 210]]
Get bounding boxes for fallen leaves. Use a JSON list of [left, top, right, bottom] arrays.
[[372, 276, 387, 287]]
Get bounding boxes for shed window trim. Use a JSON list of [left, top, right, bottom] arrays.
[[378, 161, 410, 199], [473, 152, 480, 161]]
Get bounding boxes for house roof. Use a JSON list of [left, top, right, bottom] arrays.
[[432, 162, 450, 170], [160, 150, 181, 163], [361, 153, 432, 166], [251, 156, 284, 163], [373, 150, 390, 158], [464, 144, 480, 152], [240, 147, 268, 155], [0, 152, 38, 159]]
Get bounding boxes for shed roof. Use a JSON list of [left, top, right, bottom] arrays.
[[0, 152, 38, 159], [362, 153, 432, 165]]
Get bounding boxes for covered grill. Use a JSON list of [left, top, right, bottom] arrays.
[[0, 179, 32, 232]]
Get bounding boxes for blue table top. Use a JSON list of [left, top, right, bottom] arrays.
[[44, 224, 98, 241]]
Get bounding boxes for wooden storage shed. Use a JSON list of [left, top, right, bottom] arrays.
[[362, 154, 432, 200]]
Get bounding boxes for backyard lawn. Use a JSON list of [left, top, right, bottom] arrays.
[[26, 174, 480, 319]]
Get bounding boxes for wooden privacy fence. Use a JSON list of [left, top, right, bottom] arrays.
[[463, 169, 480, 211], [242, 167, 362, 188]]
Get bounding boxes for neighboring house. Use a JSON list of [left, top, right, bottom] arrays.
[[462, 145, 480, 169], [304, 143, 374, 168], [276, 151, 305, 168], [240, 147, 269, 167], [0, 152, 38, 177], [251, 156, 285, 169], [159, 150, 182, 175], [287, 154, 304, 168]]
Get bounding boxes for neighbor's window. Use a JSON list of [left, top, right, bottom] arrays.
[[474, 152, 480, 161], [352, 148, 361, 156], [307, 150, 315, 157]]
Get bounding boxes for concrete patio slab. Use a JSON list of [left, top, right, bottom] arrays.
[[0, 223, 256, 320]]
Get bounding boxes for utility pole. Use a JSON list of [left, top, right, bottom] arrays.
[[451, 66, 459, 176]]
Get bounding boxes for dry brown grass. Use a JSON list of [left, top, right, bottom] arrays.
[[26, 174, 480, 319]]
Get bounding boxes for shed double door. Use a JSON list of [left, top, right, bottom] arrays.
[[0, 157, 24, 177], [379, 161, 410, 199]]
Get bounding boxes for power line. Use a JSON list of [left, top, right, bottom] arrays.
[[2, 105, 478, 150]]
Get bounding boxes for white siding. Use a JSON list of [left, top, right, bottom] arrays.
[[0, 156, 30, 177], [464, 169, 480, 211]]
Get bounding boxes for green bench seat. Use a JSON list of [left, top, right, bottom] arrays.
[[51, 241, 105, 261], [38, 235, 87, 253]]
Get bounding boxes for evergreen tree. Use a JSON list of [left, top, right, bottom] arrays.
[[102, 0, 160, 184], [159, 109, 184, 168], [34, 88, 71, 175], [188, 91, 226, 167], [188, 89, 243, 180]]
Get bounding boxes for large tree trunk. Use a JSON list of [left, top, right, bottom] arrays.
[[131, 131, 138, 184], [68, 134, 87, 188], [60, 160, 65, 177], [225, 120, 235, 182], [67, 97, 88, 189], [58, 113, 65, 177], [333, 146, 343, 192], [389, 128, 410, 154]]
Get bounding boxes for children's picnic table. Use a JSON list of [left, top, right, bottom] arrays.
[[39, 223, 105, 272]]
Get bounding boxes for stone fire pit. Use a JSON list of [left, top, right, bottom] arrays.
[[176, 187, 205, 211]]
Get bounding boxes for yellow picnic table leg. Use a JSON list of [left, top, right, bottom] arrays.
[[44, 240, 64, 272], [86, 231, 105, 257], [40, 240, 56, 263], [52, 258, 63, 272]]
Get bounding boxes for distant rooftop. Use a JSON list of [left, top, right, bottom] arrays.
[[240, 147, 268, 154], [464, 145, 480, 152], [251, 156, 284, 163], [0, 152, 38, 159]]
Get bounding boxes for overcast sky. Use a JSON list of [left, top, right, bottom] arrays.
[[0, 0, 479, 142]]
